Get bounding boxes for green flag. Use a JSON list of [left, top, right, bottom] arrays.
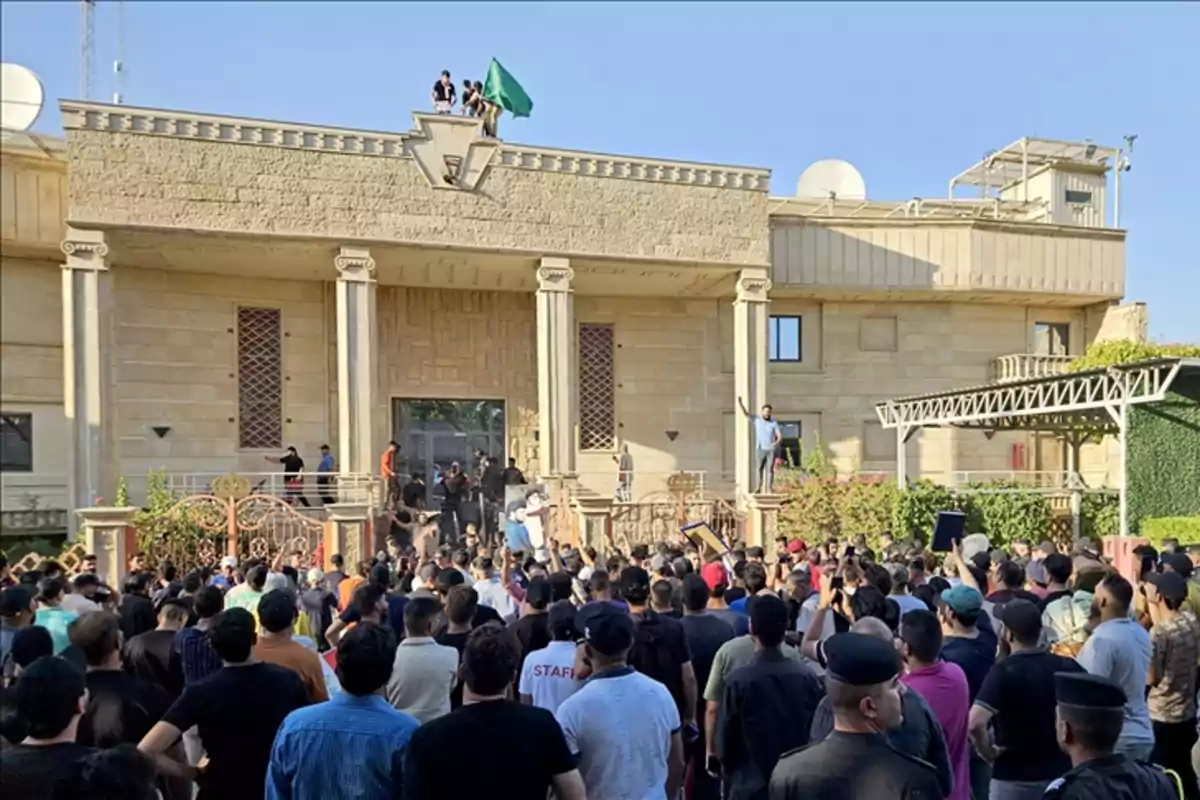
[[483, 59, 533, 119]]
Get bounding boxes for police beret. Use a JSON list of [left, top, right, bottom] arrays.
[[1055, 672, 1127, 709], [823, 632, 900, 686]]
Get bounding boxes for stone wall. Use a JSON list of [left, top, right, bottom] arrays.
[[66, 131, 769, 267], [0, 258, 68, 509], [112, 268, 328, 482]]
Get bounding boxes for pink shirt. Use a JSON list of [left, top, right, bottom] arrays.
[[902, 660, 971, 800]]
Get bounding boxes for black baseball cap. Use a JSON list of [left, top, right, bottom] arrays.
[[0, 585, 33, 617], [996, 598, 1042, 641], [619, 566, 651, 595], [575, 602, 635, 657], [1162, 552, 1194, 580], [1146, 570, 1189, 604]]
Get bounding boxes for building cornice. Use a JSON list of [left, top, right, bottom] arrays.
[[769, 212, 1127, 241], [60, 100, 771, 193]]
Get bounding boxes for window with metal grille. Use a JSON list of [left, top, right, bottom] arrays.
[[237, 307, 283, 449], [769, 315, 802, 361], [579, 323, 616, 451], [0, 413, 33, 471]]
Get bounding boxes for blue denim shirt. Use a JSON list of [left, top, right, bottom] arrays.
[[266, 693, 420, 800]]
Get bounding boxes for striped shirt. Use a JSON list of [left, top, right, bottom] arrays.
[[266, 693, 419, 800], [174, 626, 223, 686]]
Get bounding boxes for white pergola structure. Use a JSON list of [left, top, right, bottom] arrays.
[[875, 358, 1200, 538]]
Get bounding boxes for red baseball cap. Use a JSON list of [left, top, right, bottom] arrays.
[[701, 562, 728, 590], [786, 539, 806, 554]]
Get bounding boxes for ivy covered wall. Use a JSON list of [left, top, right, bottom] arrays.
[[1128, 373, 1200, 533]]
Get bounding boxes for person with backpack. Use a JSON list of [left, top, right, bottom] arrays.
[[1040, 553, 1092, 658]]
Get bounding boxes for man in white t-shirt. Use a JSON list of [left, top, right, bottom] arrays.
[[519, 603, 582, 714], [556, 602, 684, 800]]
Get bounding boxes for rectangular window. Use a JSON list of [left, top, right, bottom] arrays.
[[778, 421, 802, 467], [862, 421, 897, 462], [237, 306, 283, 449], [1033, 322, 1070, 356], [0, 413, 33, 471], [579, 323, 616, 451], [769, 315, 802, 362], [1065, 189, 1093, 205]]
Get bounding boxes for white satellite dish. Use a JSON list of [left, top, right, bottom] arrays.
[[0, 63, 45, 132], [796, 158, 867, 201]]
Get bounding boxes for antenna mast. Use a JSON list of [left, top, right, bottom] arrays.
[[112, 0, 125, 103], [79, 0, 95, 99]]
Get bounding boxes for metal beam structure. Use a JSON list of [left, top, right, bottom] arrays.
[[874, 358, 1200, 537]]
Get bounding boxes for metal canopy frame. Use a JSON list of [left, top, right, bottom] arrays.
[[949, 136, 1119, 197], [875, 358, 1199, 538]]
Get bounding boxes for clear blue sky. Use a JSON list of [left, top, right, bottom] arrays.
[[3, 2, 1196, 342]]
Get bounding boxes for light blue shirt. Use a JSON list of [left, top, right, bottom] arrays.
[[474, 576, 518, 619], [34, 607, 78, 654], [1077, 616, 1154, 747], [317, 454, 335, 473], [753, 417, 780, 451], [266, 693, 419, 800]]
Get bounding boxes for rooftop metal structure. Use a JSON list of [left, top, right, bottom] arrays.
[[950, 136, 1120, 198], [769, 195, 1048, 223], [875, 357, 1200, 538]]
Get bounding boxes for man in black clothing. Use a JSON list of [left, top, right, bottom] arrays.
[[511, 576, 552, 665], [502, 457, 526, 486], [401, 473, 426, 510], [137, 607, 310, 800], [431, 70, 456, 113], [968, 599, 1085, 797], [621, 566, 698, 732], [985, 559, 1041, 606], [1046, 672, 1178, 799], [403, 625, 585, 799], [717, 595, 823, 800], [680, 574, 736, 800], [0, 656, 95, 796], [124, 598, 188, 699], [119, 572, 157, 641], [435, 585, 477, 709], [268, 446, 309, 507], [769, 633, 941, 800]]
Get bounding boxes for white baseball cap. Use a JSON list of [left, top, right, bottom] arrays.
[[220, 556, 238, 568]]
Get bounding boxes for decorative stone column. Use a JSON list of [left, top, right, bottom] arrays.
[[77, 506, 137, 589], [574, 494, 614, 550], [334, 247, 378, 479], [733, 267, 771, 503], [324, 502, 372, 569], [744, 493, 783, 548], [536, 258, 577, 478], [62, 229, 115, 516]]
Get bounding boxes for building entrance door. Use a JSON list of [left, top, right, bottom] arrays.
[[392, 399, 506, 506]]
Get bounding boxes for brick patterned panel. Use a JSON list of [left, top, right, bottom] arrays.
[[579, 323, 615, 451], [237, 306, 282, 449]]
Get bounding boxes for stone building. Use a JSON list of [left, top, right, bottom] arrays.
[[0, 102, 1145, 531]]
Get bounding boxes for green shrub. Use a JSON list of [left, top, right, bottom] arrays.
[[1141, 517, 1200, 547], [892, 480, 957, 546], [1067, 340, 1200, 372], [1080, 493, 1119, 539], [777, 473, 843, 542], [837, 475, 897, 549], [966, 482, 1052, 551]]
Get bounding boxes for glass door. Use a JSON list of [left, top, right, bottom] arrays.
[[392, 399, 506, 506]]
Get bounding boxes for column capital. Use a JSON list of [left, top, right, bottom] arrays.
[[61, 228, 109, 270], [335, 246, 376, 282], [536, 257, 574, 291], [735, 267, 772, 303]]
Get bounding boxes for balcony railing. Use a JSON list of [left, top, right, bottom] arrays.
[[990, 354, 1076, 384], [122, 472, 380, 512]]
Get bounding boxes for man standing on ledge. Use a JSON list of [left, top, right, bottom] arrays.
[[431, 70, 456, 114], [737, 398, 781, 493], [380, 441, 401, 510]]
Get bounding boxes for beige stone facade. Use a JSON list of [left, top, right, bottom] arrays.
[[1, 103, 1139, 522]]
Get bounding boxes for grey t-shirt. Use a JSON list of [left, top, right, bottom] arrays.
[[703, 635, 805, 703], [1077, 616, 1154, 747]]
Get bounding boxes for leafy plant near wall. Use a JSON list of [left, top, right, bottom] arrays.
[[1080, 493, 1119, 540], [1141, 517, 1200, 547], [1066, 340, 1200, 372], [965, 482, 1053, 551], [838, 475, 898, 544], [1127, 375, 1200, 533], [776, 472, 841, 542], [891, 480, 957, 544]]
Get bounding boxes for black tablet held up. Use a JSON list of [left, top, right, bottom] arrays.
[[931, 511, 966, 552]]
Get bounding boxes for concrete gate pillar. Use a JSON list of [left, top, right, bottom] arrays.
[[334, 247, 379, 479], [745, 493, 783, 548], [733, 267, 771, 503], [77, 506, 138, 589], [325, 502, 372, 570], [61, 229, 116, 516], [535, 257, 577, 478]]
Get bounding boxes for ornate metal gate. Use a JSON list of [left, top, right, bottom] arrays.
[[140, 475, 324, 568], [610, 473, 744, 554]]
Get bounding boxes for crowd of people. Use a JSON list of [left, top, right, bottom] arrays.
[[0, 525, 1197, 799]]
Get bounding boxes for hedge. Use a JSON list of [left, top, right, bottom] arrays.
[[1141, 517, 1200, 547], [1066, 340, 1200, 373], [1127, 374, 1200, 533]]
